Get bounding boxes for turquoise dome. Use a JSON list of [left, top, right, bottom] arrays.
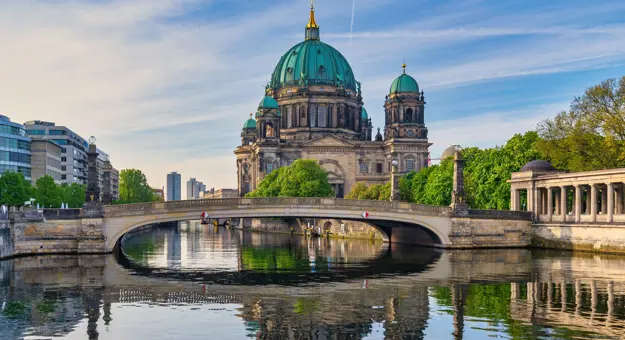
[[259, 95, 279, 109], [390, 73, 419, 94], [243, 118, 256, 129], [361, 107, 368, 119], [270, 39, 357, 91]]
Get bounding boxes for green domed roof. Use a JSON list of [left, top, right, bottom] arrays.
[[243, 117, 256, 129], [270, 39, 357, 91], [361, 107, 368, 119], [259, 95, 279, 109], [390, 71, 419, 94]]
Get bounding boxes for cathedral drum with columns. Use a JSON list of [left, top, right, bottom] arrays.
[[234, 4, 431, 197]]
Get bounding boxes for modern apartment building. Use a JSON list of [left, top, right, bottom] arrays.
[[166, 172, 182, 201], [0, 115, 32, 180], [30, 140, 62, 184], [23, 120, 117, 190]]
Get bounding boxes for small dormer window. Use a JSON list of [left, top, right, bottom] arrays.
[[286, 67, 293, 74], [319, 65, 325, 73]]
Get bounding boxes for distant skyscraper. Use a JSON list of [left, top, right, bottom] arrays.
[[167, 172, 181, 201], [186, 178, 197, 199]]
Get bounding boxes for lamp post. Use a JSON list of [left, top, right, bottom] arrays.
[[390, 159, 400, 201]]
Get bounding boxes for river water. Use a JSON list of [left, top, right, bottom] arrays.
[[2, 222, 625, 339]]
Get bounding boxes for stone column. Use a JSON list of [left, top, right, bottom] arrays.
[[585, 186, 591, 215], [452, 284, 467, 340], [547, 187, 553, 222], [511, 188, 520, 211], [607, 183, 614, 222], [560, 186, 567, 222], [450, 150, 468, 213], [575, 185, 582, 222], [591, 184, 597, 222], [536, 188, 543, 216], [560, 282, 567, 312], [602, 186, 607, 214]]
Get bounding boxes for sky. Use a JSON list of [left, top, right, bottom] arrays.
[[1, 0, 625, 197]]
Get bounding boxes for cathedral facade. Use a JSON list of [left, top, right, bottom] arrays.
[[234, 5, 431, 197]]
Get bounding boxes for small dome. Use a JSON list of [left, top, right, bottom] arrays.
[[258, 96, 279, 110], [389, 73, 419, 94], [243, 117, 256, 130], [441, 145, 461, 159], [361, 107, 368, 119], [520, 160, 556, 172]]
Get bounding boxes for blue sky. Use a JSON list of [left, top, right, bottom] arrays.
[[1, 0, 625, 194]]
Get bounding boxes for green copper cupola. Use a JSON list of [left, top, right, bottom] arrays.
[[305, 1, 320, 40]]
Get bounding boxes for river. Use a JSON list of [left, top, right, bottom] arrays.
[[1, 222, 625, 339]]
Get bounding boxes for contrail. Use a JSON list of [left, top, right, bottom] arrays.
[[349, 0, 356, 44]]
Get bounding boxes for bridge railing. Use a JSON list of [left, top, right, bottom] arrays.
[[104, 198, 452, 215], [467, 209, 533, 220]]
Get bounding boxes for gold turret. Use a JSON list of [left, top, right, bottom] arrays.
[[307, 0, 319, 29]]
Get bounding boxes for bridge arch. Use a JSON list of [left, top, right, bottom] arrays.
[[103, 198, 453, 252]]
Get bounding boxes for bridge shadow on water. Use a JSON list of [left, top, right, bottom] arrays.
[[115, 228, 444, 287]]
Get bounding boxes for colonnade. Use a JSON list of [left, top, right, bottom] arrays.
[[511, 182, 625, 223]]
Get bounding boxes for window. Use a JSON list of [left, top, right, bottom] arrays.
[[26, 129, 46, 135], [266, 163, 273, 174], [405, 108, 413, 122], [61, 157, 66, 162], [48, 130, 67, 135], [287, 106, 293, 128], [309, 107, 317, 127], [52, 139, 68, 145], [318, 106, 327, 127], [407, 159, 415, 172], [376, 163, 383, 174], [360, 161, 368, 174]]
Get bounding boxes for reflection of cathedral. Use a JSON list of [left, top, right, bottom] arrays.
[[234, 4, 431, 197]]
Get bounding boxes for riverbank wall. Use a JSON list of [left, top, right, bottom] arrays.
[[242, 218, 384, 241], [532, 223, 625, 254]]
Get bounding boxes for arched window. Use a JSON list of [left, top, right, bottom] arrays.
[[405, 108, 413, 122], [266, 123, 275, 137], [318, 106, 327, 127], [309, 106, 317, 127], [406, 158, 415, 172]]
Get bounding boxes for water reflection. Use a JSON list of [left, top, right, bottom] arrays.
[[1, 223, 625, 339]]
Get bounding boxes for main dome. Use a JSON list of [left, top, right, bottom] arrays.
[[270, 40, 357, 92], [269, 5, 357, 92]]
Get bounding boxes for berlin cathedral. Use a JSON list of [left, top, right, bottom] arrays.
[[234, 4, 431, 197]]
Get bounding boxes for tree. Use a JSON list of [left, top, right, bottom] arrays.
[[117, 169, 157, 204], [34, 175, 62, 208], [61, 183, 86, 208], [246, 159, 334, 198], [399, 171, 417, 202], [0, 171, 32, 207], [346, 182, 368, 199], [536, 76, 625, 171]]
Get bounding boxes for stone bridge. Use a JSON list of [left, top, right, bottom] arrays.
[[101, 197, 532, 252]]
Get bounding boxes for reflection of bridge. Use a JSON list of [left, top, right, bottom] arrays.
[[4, 250, 625, 339], [102, 197, 532, 251]]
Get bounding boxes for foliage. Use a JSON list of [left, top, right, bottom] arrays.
[[0, 171, 32, 207], [34, 175, 62, 208], [535, 76, 625, 171], [246, 159, 334, 198], [346, 182, 368, 199], [2, 301, 28, 319], [345, 182, 391, 201], [398, 171, 417, 202], [60, 183, 86, 208], [116, 169, 158, 204], [293, 297, 320, 315]]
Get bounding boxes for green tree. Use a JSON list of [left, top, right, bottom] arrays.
[[346, 182, 368, 199], [536, 76, 625, 171], [421, 158, 453, 206], [34, 175, 62, 208], [399, 170, 417, 202], [246, 159, 334, 198], [0, 171, 33, 207], [60, 183, 86, 208], [117, 169, 157, 204]]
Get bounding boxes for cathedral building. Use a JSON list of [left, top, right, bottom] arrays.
[[234, 4, 431, 197]]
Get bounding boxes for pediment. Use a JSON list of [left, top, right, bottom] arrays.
[[301, 135, 355, 148]]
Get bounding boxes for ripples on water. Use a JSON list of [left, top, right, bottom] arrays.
[[2, 222, 625, 339]]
